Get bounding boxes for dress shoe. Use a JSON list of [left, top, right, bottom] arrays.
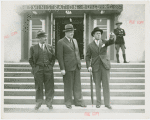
[[96, 105, 101, 108], [66, 105, 72, 109], [75, 104, 87, 107], [35, 103, 42, 110], [47, 105, 53, 109], [105, 105, 112, 109]]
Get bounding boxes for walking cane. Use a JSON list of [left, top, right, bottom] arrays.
[[90, 71, 94, 107]]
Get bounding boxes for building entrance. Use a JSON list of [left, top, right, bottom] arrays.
[[55, 17, 84, 59]]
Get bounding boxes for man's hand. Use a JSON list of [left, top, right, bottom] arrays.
[[61, 70, 66, 75], [110, 32, 115, 39], [88, 67, 92, 72]]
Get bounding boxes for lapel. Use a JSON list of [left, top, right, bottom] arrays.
[[72, 39, 78, 51], [91, 41, 99, 54], [45, 44, 51, 54], [33, 44, 39, 62], [98, 39, 103, 52], [63, 37, 74, 50]]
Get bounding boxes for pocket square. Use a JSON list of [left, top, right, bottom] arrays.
[[102, 44, 105, 47]]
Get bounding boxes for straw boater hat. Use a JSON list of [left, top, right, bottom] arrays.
[[36, 30, 47, 38], [63, 24, 76, 32], [91, 27, 103, 37], [115, 21, 122, 25]]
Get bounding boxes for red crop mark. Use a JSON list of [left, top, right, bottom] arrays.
[[4, 31, 18, 39], [84, 112, 90, 116], [129, 20, 144, 24], [4, 35, 10, 39], [11, 31, 17, 36], [92, 112, 99, 116], [129, 20, 135, 24], [137, 21, 144, 24]]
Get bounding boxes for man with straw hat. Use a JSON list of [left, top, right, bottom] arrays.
[[57, 24, 86, 109], [29, 30, 55, 110]]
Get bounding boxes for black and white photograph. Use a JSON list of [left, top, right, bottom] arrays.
[[1, 0, 150, 119]]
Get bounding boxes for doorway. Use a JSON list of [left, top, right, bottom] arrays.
[[55, 17, 84, 59]]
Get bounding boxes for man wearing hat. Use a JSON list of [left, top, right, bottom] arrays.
[[86, 27, 115, 109], [114, 21, 129, 63], [57, 24, 86, 109], [29, 30, 55, 110]]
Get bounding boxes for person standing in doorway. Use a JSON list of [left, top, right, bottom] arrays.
[[29, 30, 55, 110], [57, 24, 86, 109], [114, 21, 129, 63], [86, 27, 115, 109]]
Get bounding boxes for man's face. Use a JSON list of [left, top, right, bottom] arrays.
[[93, 31, 101, 40], [39, 36, 47, 44], [65, 30, 74, 39], [117, 24, 121, 28]]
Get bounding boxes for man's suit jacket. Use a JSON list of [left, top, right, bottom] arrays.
[[29, 43, 55, 74], [57, 37, 81, 71], [86, 39, 114, 72]]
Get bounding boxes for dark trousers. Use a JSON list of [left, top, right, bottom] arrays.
[[34, 65, 54, 106], [115, 44, 126, 54], [92, 63, 110, 106], [63, 66, 84, 106]]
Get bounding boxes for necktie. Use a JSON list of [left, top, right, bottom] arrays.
[[70, 39, 75, 48], [96, 40, 99, 46], [41, 44, 44, 50]]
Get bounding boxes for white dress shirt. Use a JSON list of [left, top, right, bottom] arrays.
[[39, 42, 45, 50], [95, 40, 99, 46], [95, 39, 104, 47], [65, 36, 72, 42]]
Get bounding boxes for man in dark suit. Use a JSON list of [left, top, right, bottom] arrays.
[[114, 21, 129, 63], [29, 30, 55, 110], [86, 27, 115, 109], [57, 24, 86, 109]]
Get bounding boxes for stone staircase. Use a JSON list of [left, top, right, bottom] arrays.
[[4, 61, 145, 113]]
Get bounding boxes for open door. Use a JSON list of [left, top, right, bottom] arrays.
[[55, 17, 84, 59]]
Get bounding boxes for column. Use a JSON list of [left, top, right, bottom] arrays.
[[46, 14, 50, 44], [83, 13, 86, 59], [20, 14, 25, 62], [113, 13, 120, 61], [88, 14, 92, 43], [50, 13, 53, 46]]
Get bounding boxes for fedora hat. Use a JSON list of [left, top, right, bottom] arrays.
[[91, 27, 103, 37], [63, 24, 76, 32], [36, 30, 47, 38], [116, 21, 122, 25]]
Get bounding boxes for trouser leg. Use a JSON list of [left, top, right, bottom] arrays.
[[34, 67, 44, 104], [101, 67, 110, 106], [73, 67, 84, 105], [43, 66, 54, 106], [63, 71, 73, 105], [115, 44, 120, 63], [116, 54, 120, 63], [121, 44, 129, 63], [93, 70, 102, 105]]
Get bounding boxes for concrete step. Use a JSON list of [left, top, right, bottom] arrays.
[[4, 72, 145, 77], [4, 83, 145, 89], [4, 90, 145, 97], [4, 105, 145, 113], [4, 63, 145, 68], [4, 67, 145, 72], [4, 77, 145, 83], [4, 96, 145, 105]]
